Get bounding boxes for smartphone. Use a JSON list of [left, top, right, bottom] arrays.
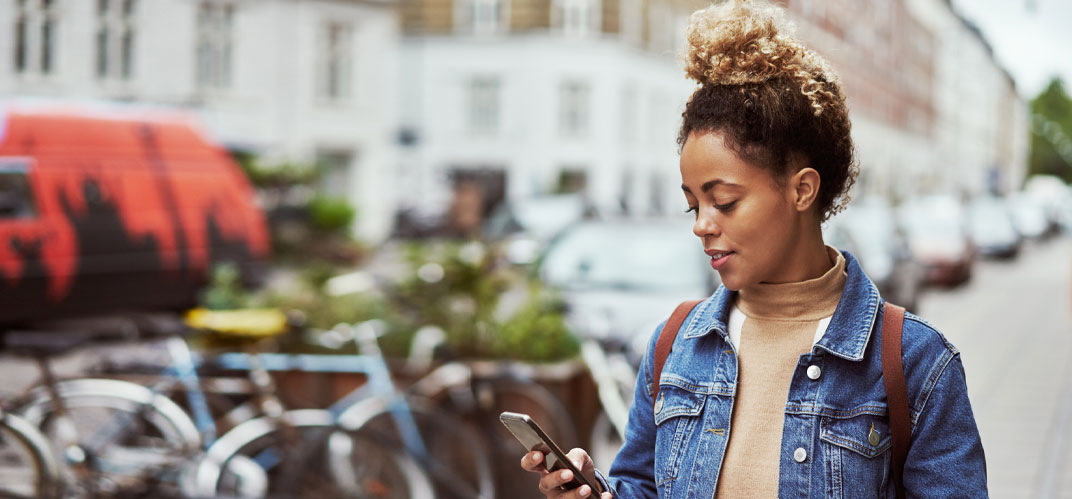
[[500, 411, 601, 493]]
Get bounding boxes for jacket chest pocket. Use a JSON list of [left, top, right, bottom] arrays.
[[819, 414, 892, 499], [653, 384, 706, 491]]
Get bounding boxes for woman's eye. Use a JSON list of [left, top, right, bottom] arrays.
[[713, 201, 737, 212], [684, 206, 698, 215]]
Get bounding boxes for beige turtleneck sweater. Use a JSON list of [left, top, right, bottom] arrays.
[[715, 246, 847, 498]]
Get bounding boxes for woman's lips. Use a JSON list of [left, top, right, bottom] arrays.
[[710, 252, 734, 270]]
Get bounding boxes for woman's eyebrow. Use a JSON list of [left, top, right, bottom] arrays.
[[681, 179, 741, 194]]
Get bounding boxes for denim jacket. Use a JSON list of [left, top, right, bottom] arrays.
[[596, 250, 987, 498]]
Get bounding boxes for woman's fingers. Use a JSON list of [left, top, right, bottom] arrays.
[[540, 467, 574, 492], [521, 450, 547, 473], [524, 449, 611, 498], [550, 484, 598, 498]]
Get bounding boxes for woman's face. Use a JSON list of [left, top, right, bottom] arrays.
[[680, 131, 804, 291]]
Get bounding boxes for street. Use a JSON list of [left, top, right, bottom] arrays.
[[916, 234, 1072, 498]]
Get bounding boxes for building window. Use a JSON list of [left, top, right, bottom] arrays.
[[316, 150, 354, 200], [318, 22, 352, 100], [13, 0, 59, 76], [619, 0, 642, 44], [97, 0, 138, 80], [196, 1, 234, 89], [559, 80, 589, 137], [460, 0, 504, 35], [469, 77, 500, 134], [554, 0, 596, 37], [619, 84, 636, 144]]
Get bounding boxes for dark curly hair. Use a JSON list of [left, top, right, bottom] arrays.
[[677, 0, 858, 220]]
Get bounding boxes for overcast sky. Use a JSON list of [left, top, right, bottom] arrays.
[[951, 0, 1072, 100]]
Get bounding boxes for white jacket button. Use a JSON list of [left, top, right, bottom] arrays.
[[807, 365, 821, 380], [793, 447, 807, 463]]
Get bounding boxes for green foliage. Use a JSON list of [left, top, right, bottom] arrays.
[[493, 285, 578, 362], [385, 241, 578, 362], [199, 263, 253, 310], [1030, 78, 1072, 183], [241, 160, 321, 189], [309, 195, 356, 234]]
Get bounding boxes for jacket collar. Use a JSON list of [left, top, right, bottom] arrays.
[[681, 250, 881, 361]]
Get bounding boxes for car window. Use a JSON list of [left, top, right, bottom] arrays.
[[0, 158, 36, 219], [541, 223, 704, 291]]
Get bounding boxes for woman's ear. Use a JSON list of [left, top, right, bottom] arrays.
[[790, 167, 821, 213]]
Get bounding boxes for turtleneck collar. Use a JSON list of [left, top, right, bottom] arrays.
[[736, 246, 846, 321]]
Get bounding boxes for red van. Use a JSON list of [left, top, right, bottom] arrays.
[[0, 101, 270, 324]]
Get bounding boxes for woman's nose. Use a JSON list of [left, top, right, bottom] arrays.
[[693, 209, 721, 239]]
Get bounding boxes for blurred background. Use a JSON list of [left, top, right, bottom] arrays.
[[0, 0, 1070, 497]]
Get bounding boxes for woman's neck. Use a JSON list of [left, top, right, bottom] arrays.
[[761, 224, 831, 284]]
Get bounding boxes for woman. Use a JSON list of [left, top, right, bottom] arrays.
[[520, 0, 988, 497]]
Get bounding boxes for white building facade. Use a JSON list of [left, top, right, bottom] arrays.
[[0, 0, 400, 242], [906, 0, 1029, 196], [396, 0, 708, 233], [398, 35, 697, 226], [402, 0, 1031, 235]]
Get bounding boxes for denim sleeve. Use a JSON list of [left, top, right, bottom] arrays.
[[903, 354, 988, 497], [601, 322, 663, 498]]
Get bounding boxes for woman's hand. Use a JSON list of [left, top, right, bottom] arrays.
[[519, 447, 613, 499]]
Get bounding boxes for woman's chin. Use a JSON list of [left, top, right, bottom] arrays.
[[717, 272, 744, 292]]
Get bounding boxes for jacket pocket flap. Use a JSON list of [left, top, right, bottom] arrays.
[[820, 415, 892, 458], [653, 385, 705, 426]]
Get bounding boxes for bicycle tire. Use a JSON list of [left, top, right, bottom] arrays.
[[16, 378, 201, 496], [337, 395, 496, 499], [470, 377, 578, 499], [587, 411, 623, 471], [194, 409, 433, 499], [0, 410, 61, 499], [587, 352, 636, 471]]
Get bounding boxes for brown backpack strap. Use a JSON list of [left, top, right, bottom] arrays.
[[881, 302, 910, 499], [651, 299, 703, 410]]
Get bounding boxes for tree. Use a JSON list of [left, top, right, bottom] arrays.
[[1029, 78, 1072, 183]]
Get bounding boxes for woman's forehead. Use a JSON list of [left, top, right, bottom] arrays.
[[680, 133, 769, 188]]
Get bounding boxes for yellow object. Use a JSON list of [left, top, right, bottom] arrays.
[[184, 308, 289, 337]]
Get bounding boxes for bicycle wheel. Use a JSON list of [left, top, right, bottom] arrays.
[[588, 411, 623, 471], [194, 409, 433, 499], [587, 353, 636, 471], [0, 410, 61, 499], [337, 395, 495, 499], [469, 377, 578, 499], [16, 378, 201, 496]]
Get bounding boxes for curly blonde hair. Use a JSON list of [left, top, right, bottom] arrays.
[[677, 0, 858, 220]]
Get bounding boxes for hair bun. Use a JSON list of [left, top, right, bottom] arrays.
[[683, 0, 840, 114]]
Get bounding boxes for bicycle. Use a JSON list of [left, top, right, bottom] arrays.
[[0, 404, 61, 498], [579, 336, 638, 471], [3, 315, 203, 497], [186, 316, 492, 499], [7, 311, 428, 498], [401, 327, 582, 499]]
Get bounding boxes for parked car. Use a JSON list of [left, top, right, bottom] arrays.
[[538, 218, 718, 357], [484, 194, 590, 265], [1007, 192, 1056, 240], [898, 195, 975, 286], [967, 196, 1021, 259], [830, 199, 922, 312], [0, 101, 270, 324]]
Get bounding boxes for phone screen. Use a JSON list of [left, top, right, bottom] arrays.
[[500, 411, 600, 492]]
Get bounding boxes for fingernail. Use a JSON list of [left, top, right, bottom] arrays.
[[533, 452, 542, 462], [579, 485, 591, 497], [561, 470, 571, 480]]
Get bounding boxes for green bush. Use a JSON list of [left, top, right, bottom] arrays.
[[309, 196, 356, 234], [384, 240, 578, 362]]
